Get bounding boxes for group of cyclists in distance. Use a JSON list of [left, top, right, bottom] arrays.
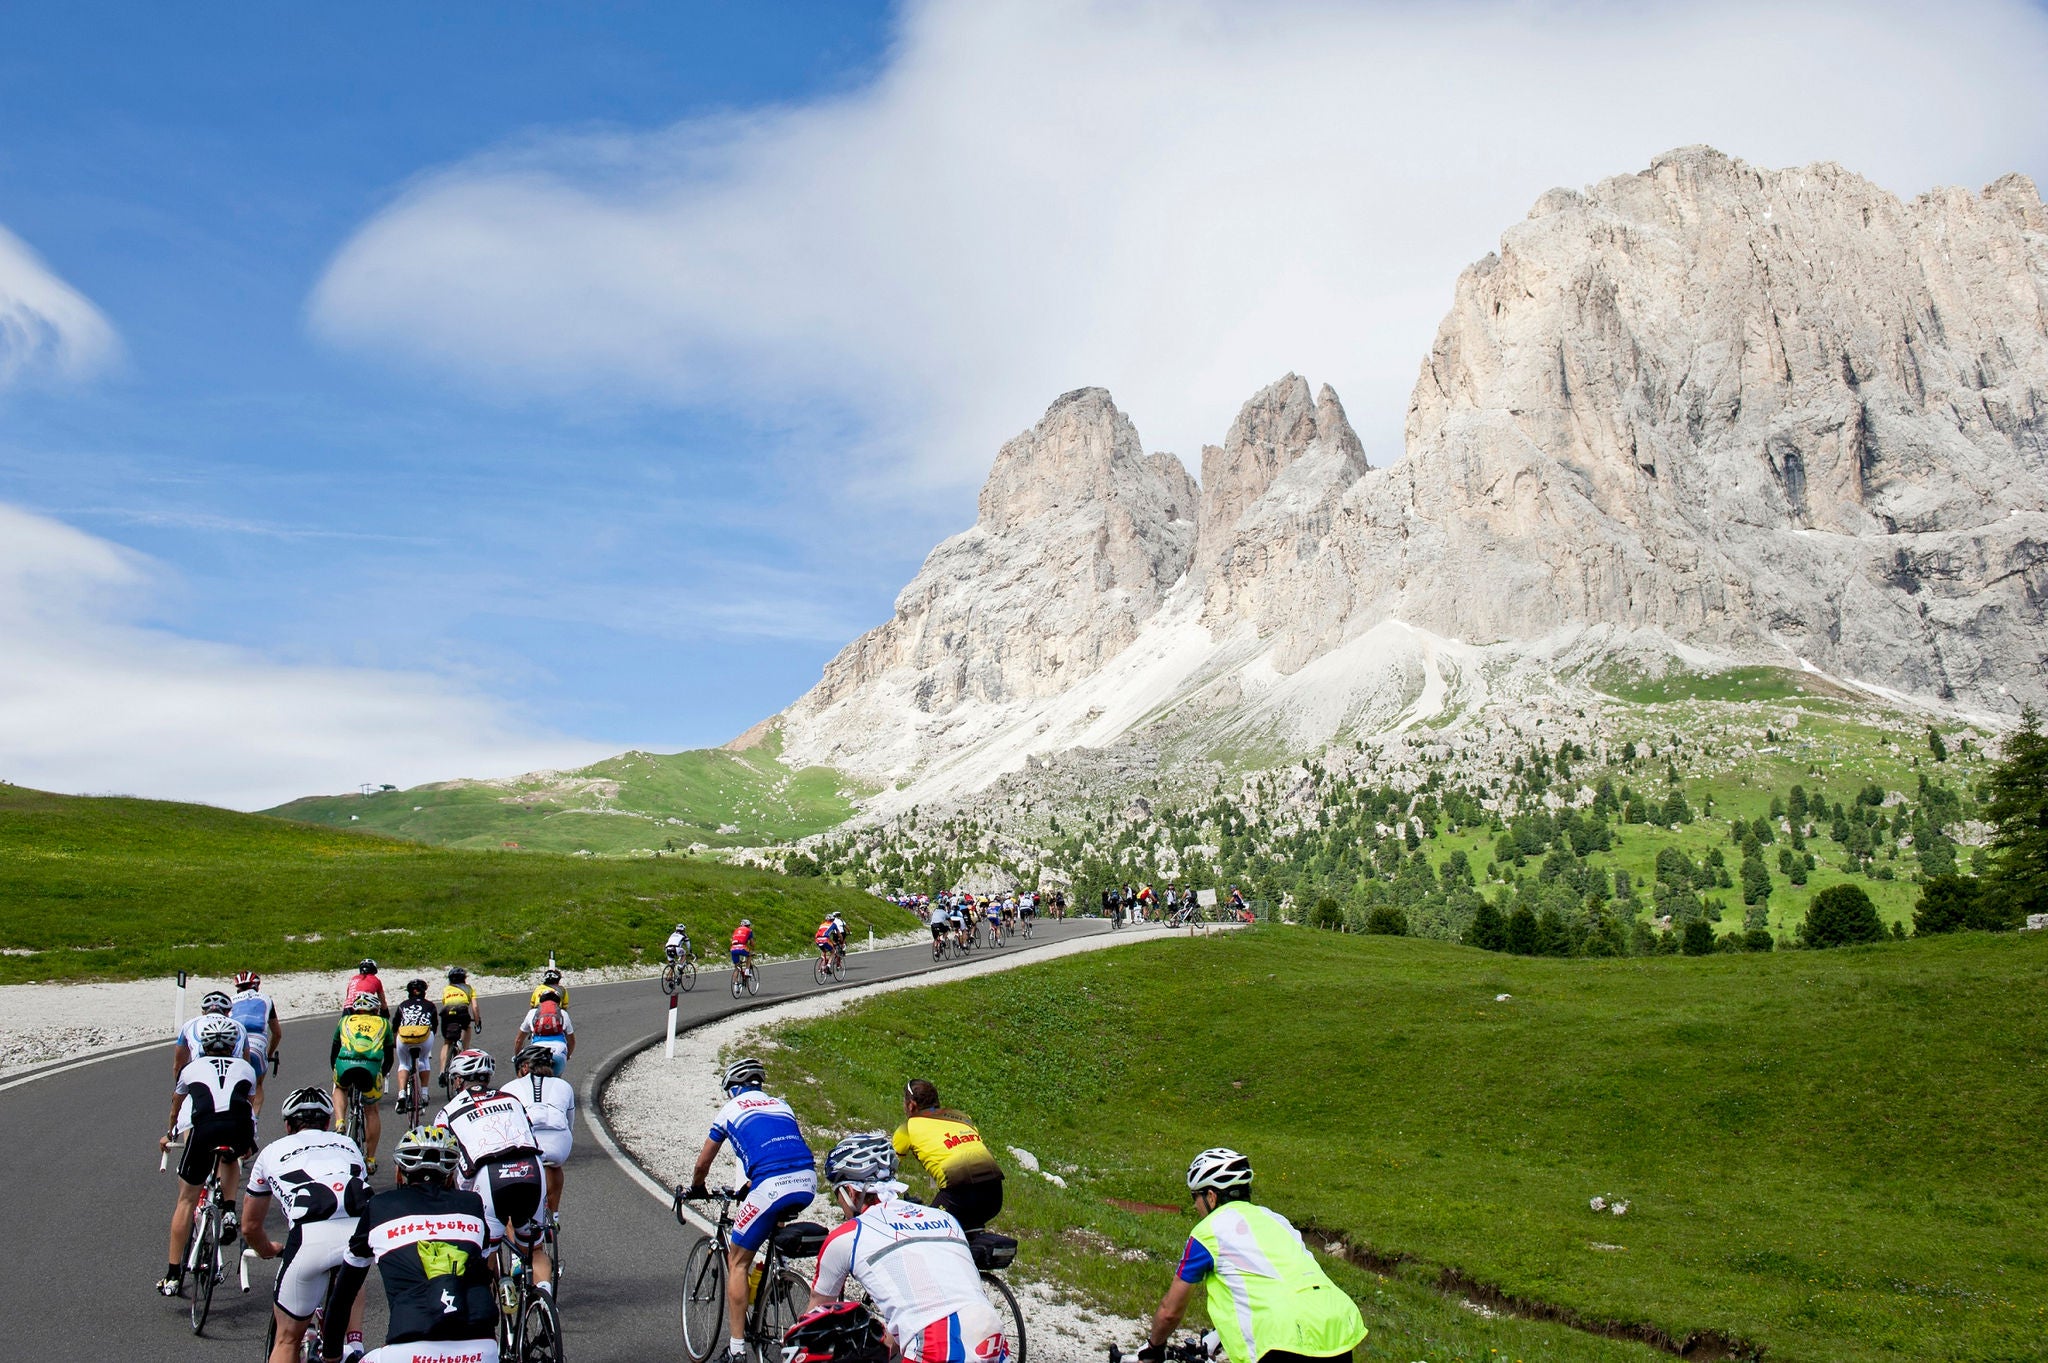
[[157, 959, 580, 1362], [152, 903, 1353, 1363]]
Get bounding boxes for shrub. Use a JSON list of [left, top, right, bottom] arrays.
[[1743, 927, 1776, 952], [1682, 918, 1716, 955], [1310, 894, 1344, 930], [1504, 905, 1540, 955], [1365, 905, 1409, 936], [1801, 883, 1886, 948], [1913, 875, 2022, 934]]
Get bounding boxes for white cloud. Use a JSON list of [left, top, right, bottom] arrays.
[[310, 0, 2048, 481], [0, 225, 120, 387], [0, 503, 608, 810]]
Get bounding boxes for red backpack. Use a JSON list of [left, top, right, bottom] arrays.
[[533, 998, 565, 1037]]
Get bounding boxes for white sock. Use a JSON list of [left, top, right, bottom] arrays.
[[729, 1340, 746, 1357]]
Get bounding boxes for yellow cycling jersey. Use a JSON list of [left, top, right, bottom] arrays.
[[441, 983, 476, 1013], [892, 1109, 1003, 1189], [529, 983, 568, 1009]]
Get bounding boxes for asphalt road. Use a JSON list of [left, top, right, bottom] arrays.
[[0, 918, 1115, 1362]]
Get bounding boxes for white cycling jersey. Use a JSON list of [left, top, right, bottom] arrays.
[[436, 1088, 541, 1175], [500, 1073, 576, 1134], [175, 1015, 249, 1060], [247, 1129, 370, 1226], [176, 1054, 257, 1129], [812, 1195, 1001, 1354]]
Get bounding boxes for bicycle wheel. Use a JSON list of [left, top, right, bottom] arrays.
[[751, 1265, 807, 1363], [730, 971, 743, 1000], [981, 1271, 1027, 1363], [814, 957, 830, 986], [519, 1288, 566, 1363], [189, 1204, 220, 1334], [679, 1235, 728, 1363], [744, 967, 760, 997], [680, 959, 698, 993], [832, 955, 845, 982], [662, 966, 680, 998], [345, 1095, 366, 1152]]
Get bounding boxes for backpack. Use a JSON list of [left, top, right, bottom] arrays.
[[532, 999, 565, 1037]]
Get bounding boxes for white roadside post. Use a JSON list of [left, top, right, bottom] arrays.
[[665, 991, 679, 1059], [174, 968, 188, 1032]]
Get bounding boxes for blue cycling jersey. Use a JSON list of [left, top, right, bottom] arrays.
[[230, 993, 273, 1038], [708, 1089, 816, 1180]]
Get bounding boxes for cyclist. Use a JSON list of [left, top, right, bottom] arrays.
[[330, 992, 393, 1174], [241, 1086, 371, 1363], [683, 1057, 818, 1363], [504, 1045, 576, 1215], [666, 921, 694, 967], [230, 971, 284, 1118], [437, 966, 480, 1087], [327, 1125, 497, 1363], [527, 966, 569, 1010], [1141, 1149, 1367, 1363], [948, 901, 969, 946], [814, 914, 846, 970], [437, 1049, 554, 1296], [1016, 895, 1035, 932], [730, 918, 755, 985], [892, 1079, 1004, 1231], [514, 991, 575, 1077], [157, 1015, 257, 1297], [984, 898, 1003, 945], [808, 1133, 1009, 1363], [342, 959, 387, 1017], [929, 909, 951, 957], [172, 990, 248, 1079], [389, 979, 439, 1117]]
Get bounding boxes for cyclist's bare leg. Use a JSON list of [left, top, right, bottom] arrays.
[[531, 1240, 553, 1290], [724, 1242, 756, 1346], [331, 1082, 347, 1131], [267, 1305, 304, 1363], [165, 1179, 202, 1268], [545, 1163, 564, 1214], [364, 1103, 382, 1163]]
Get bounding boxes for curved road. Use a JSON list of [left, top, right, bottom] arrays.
[[0, 920, 1116, 1361]]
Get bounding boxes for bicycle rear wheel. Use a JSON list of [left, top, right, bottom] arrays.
[[981, 1271, 1026, 1363], [751, 1265, 807, 1363], [519, 1288, 566, 1363], [814, 957, 830, 986], [730, 971, 743, 999], [744, 967, 760, 996], [189, 1206, 219, 1334], [679, 1235, 727, 1363], [679, 960, 698, 992]]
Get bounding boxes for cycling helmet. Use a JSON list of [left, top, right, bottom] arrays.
[[1186, 1147, 1254, 1194], [280, 1085, 334, 1128], [200, 990, 233, 1014], [721, 1057, 766, 1094], [542, 967, 562, 984], [781, 1301, 888, 1363], [358, 958, 378, 974], [832, 912, 844, 923], [393, 1125, 460, 1184], [448, 966, 468, 982], [405, 978, 428, 997], [675, 922, 689, 933], [234, 971, 261, 991], [447, 1049, 496, 1085], [197, 1015, 241, 1055], [348, 991, 382, 1013], [823, 1132, 898, 1189], [740, 918, 752, 927], [514, 1044, 557, 1074]]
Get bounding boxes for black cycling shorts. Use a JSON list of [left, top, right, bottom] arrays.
[[440, 1010, 471, 1043], [934, 1176, 1004, 1232], [180, 1112, 256, 1186]]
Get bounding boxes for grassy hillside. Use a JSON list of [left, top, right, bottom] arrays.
[[265, 727, 864, 855], [0, 784, 905, 984], [763, 928, 2044, 1363]]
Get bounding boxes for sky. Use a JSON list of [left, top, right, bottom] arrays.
[[4, 0, 2047, 810]]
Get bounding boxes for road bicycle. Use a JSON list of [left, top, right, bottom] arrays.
[[1019, 912, 1035, 939], [540, 1211, 565, 1299], [340, 1081, 370, 1156], [493, 1235, 565, 1363], [730, 955, 760, 999], [663, 949, 700, 995], [930, 928, 951, 962], [183, 1143, 239, 1335], [813, 943, 846, 986], [674, 1186, 823, 1363], [265, 1259, 342, 1362]]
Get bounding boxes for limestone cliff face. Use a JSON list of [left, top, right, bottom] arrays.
[[1368, 146, 2048, 700], [781, 388, 1197, 772], [776, 149, 2048, 790]]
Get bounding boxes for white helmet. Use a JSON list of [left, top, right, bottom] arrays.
[[1186, 1147, 1254, 1193], [197, 1016, 241, 1056]]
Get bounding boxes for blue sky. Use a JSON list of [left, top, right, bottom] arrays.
[[4, 1, 2045, 808]]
